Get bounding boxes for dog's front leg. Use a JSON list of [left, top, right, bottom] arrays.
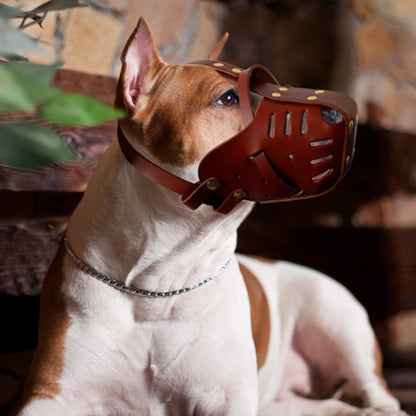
[[195, 387, 258, 416], [224, 383, 259, 416], [259, 395, 397, 416], [17, 397, 72, 416], [191, 336, 259, 416], [226, 398, 259, 416]]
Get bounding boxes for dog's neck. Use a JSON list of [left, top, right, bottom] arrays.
[[66, 139, 253, 300]]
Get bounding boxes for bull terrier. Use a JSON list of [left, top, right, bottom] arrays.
[[17, 18, 408, 416]]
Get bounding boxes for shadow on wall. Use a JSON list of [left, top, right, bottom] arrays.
[[219, 0, 355, 93]]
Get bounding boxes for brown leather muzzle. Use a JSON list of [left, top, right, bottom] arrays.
[[118, 60, 358, 214]]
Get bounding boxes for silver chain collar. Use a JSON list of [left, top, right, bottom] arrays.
[[61, 233, 231, 298]]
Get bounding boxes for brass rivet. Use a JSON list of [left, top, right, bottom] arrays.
[[272, 92, 281, 98], [307, 96, 317, 101], [315, 89, 325, 94], [348, 120, 354, 134], [279, 87, 288, 92], [206, 180, 219, 190], [213, 62, 224, 67], [232, 68, 242, 73], [346, 155, 351, 166], [233, 191, 245, 199]]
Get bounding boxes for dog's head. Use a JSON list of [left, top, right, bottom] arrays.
[[117, 18, 357, 214], [117, 18, 243, 174]]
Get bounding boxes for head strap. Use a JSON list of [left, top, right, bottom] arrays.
[[118, 59, 358, 214]]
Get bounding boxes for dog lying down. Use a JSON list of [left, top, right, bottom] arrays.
[[17, 17, 408, 416]]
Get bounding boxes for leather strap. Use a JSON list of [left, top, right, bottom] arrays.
[[214, 188, 248, 214], [181, 177, 222, 210], [118, 126, 248, 213], [238, 65, 280, 126], [117, 60, 358, 214], [118, 126, 197, 196], [251, 151, 300, 198]]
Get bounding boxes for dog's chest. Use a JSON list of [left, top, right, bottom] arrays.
[[61, 318, 218, 413], [59, 275, 255, 415]]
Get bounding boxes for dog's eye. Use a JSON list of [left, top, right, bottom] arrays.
[[216, 90, 239, 106]]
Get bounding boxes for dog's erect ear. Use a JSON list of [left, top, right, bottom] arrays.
[[121, 17, 163, 110], [207, 32, 229, 60]]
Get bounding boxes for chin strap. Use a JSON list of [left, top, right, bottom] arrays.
[[117, 125, 195, 195], [117, 126, 245, 214]]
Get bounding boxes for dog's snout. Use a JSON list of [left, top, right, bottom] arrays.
[[321, 106, 343, 125]]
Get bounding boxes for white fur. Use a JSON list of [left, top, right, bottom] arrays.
[[19, 139, 258, 416], [18, 18, 408, 413], [237, 256, 407, 415], [18, 137, 408, 416]]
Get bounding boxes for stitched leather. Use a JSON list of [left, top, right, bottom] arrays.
[[118, 60, 358, 214]]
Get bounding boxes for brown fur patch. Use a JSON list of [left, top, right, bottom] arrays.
[[239, 262, 271, 370], [373, 335, 392, 395], [18, 246, 71, 407], [128, 65, 242, 167], [247, 255, 277, 265]]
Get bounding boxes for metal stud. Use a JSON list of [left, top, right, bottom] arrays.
[[206, 180, 220, 191], [272, 92, 281, 98], [232, 68, 242, 73], [346, 155, 351, 166], [233, 191, 246, 199], [348, 120, 354, 134]]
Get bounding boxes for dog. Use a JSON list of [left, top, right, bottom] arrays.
[[17, 18, 408, 416]]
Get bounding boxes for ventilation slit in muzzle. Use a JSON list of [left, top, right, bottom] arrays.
[[321, 106, 343, 124], [309, 139, 332, 148], [285, 112, 291, 136], [268, 113, 276, 138], [310, 155, 332, 166], [312, 168, 333, 182], [301, 110, 307, 134]]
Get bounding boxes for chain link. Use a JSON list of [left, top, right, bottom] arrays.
[[61, 234, 231, 298]]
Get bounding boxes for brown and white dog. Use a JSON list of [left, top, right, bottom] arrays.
[[17, 18, 408, 416]]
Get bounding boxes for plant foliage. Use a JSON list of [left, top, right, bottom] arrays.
[[0, 1, 124, 170]]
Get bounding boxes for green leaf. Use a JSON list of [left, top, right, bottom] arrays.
[[0, 63, 60, 113], [0, 4, 20, 20], [0, 122, 78, 169], [0, 16, 41, 58], [40, 94, 125, 126], [4, 61, 59, 85]]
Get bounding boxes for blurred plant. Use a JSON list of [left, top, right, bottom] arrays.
[[0, 1, 124, 169]]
